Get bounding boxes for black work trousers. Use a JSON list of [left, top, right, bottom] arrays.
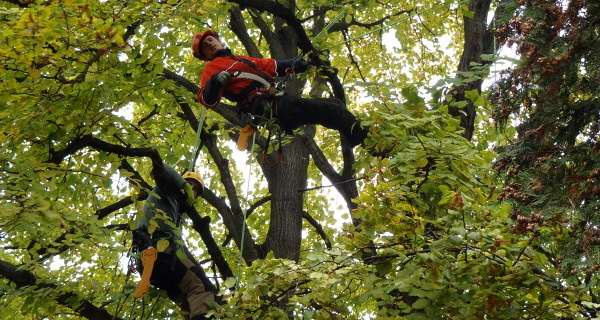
[[261, 94, 368, 147]]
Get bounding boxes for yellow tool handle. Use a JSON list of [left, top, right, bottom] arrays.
[[134, 247, 158, 298]]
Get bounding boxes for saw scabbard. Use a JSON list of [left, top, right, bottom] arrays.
[[237, 125, 257, 151], [134, 247, 158, 298]]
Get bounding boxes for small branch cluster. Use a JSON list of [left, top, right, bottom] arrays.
[[583, 229, 600, 256], [509, 211, 545, 234], [498, 182, 531, 203]]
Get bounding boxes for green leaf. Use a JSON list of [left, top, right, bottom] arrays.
[[466, 232, 481, 241], [223, 277, 238, 289], [376, 260, 393, 276], [411, 297, 430, 309], [448, 235, 463, 245], [156, 239, 170, 252]]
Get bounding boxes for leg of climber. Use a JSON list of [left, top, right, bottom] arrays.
[[273, 95, 369, 147], [150, 251, 215, 320], [171, 256, 215, 319]]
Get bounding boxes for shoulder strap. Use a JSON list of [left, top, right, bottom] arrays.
[[228, 52, 274, 83]]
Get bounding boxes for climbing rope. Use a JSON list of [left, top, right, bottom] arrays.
[[237, 130, 257, 289], [313, 7, 348, 43], [262, 129, 284, 169], [188, 107, 207, 172]]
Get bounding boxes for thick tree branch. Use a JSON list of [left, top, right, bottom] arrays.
[[3, 0, 28, 8], [328, 10, 413, 33], [229, 7, 264, 58], [0, 260, 122, 320], [223, 195, 273, 247], [245, 195, 272, 217], [48, 134, 162, 166], [118, 158, 152, 191], [302, 211, 332, 249], [250, 8, 289, 59], [298, 131, 360, 211], [187, 207, 235, 280], [162, 69, 200, 95], [162, 68, 244, 127], [96, 193, 147, 220]]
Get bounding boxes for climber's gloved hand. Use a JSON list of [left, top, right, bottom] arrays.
[[183, 183, 195, 206], [293, 57, 312, 73], [215, 71, 232, 86]]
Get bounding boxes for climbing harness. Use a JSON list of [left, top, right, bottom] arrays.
[[230, 54, 303, 167], [232, 69, 283, 154]]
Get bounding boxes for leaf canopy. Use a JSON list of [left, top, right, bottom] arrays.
[[1, 0, 599, 319]]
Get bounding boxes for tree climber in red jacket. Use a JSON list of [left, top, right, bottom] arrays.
[[192, 30, 369, 148]]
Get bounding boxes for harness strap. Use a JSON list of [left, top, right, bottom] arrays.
[[228, 52, 277, 111], [227, 53, 274, 83], [235, 81, 280, 117]]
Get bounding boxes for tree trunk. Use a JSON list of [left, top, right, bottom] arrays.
[[261, 140, 310, 261], [449, 0, 495, 141]]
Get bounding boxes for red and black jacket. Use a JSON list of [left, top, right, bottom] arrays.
[[196, 49, 304, 109]]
